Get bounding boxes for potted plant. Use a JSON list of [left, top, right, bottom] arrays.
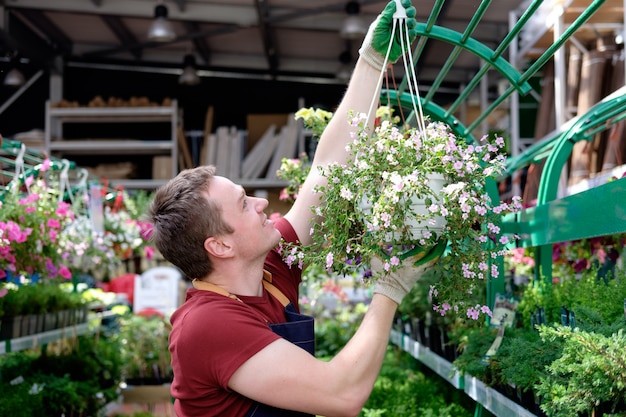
[[0, 282, 25, 339], [0, 173, 76, 281], [117, 311, 173, 385], [281, 107, 522, 320]]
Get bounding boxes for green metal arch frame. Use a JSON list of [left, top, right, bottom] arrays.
[[412, 23, 533, 97], [503, 89, 626, 282], [537, 89, 626, 205]]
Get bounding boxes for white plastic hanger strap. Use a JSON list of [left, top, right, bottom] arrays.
[[13, 143, 29, 193], [365, 0, 427, 135], [59, 159, 73, 204]]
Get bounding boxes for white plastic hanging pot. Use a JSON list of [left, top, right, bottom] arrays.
[[360, 172, 447, 243]]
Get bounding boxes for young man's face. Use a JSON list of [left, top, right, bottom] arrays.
[[208, 176, 281, 259]]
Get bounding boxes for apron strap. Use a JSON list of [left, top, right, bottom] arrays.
[[261, 281, 290, 307], [192, 270, 291, 307], [192, 279, 243, 302]]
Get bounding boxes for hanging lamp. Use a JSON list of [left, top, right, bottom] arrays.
[[3, 54, 25, 87], [340, 1, 367, 40], [179, 54, 200, 85], [148, 3, 176, 42]]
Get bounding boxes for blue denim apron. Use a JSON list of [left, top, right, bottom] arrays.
[[192, 272, 315, 417]]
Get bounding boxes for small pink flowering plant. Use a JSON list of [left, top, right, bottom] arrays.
[[63, 191, 156, 278], [277, 153, 310, 203], [282, 109, 522, 320], [0, 172, 75, 280]]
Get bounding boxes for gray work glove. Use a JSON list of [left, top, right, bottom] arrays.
[[358, 0, 418, 71], [372, 240, 446, 305]]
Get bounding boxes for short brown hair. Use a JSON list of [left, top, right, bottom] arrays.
[[147, 165, 233, 279]]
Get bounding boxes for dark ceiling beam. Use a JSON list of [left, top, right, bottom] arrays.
[[82, 0, 384, 58], [101, 15, 142, 60], [255, 0, 278, 75], [10, 9, 72, 56], [182, 21, 211, 65], [171, 0, 188, 13], [3, 11, 61, 66], [84, 23, 239, 58], [0, 29, 20, 53]]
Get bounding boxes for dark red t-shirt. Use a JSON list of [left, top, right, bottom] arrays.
[[169, 218, 302, 417]]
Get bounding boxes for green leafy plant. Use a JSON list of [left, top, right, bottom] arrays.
[[496, 327, 563, 393], [0, 335, 123, 416], [362, 348, 474, 417], [116, 312, 173, 384], [536, 325, 626, 417]]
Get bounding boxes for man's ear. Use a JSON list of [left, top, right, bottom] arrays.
[[204, 236, 233, 258]]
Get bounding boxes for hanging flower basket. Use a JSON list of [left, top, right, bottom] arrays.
[[281, 107, 522, 318]]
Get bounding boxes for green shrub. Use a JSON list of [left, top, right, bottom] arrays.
[[536, 325, 626, 417], [362, 348, 473, 417], [0, 334, 123, 417]]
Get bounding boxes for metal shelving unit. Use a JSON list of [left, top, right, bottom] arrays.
[[390, 330, 538, 417], [44, 101, 179, 189], [0, 322, 90, 355]]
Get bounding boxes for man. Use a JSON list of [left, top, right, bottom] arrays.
[[148, 1, 438, 416]]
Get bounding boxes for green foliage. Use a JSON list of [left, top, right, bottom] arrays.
[[313, 301, 367, 358], [516, 276, 564, 328], [516, 267, 626, 329], [536, 325, 626, 417], [116, 312, 173, 382], [496, 327, 563, 392], [451, 325, 500, 384], [0, 334, 123, 416], [311, 293, 475, 416], [362, 348, 473, 417], [0, 281, 86, 318], [0, 377, 45, 415], [559, 269, 626, 323]]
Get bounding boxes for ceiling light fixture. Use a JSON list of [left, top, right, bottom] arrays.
[[148, 3, 176, 42], [3, 53, 25, 87], [336, 49, 353, 82], [340, 1, 367, 40], [4, 68, 25, 87], [179, 54, 200, 85]]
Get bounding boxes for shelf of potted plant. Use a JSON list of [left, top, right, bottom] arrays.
[[0, 322, 90, 354], [390, 329, 462, 389], [390, 329, 538, 417]]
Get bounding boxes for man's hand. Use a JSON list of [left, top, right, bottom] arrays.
[[371, 240, 445, 305], [359, 0, 418, 70]]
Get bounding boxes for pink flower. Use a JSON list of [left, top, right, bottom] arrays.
[[279, 188, 290, 201], [58, 265, 72, 279], [144, 246, 155, 260], [47, 218, 61, 229], [325, 252, 334, 270]]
